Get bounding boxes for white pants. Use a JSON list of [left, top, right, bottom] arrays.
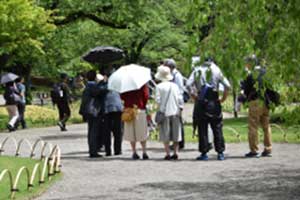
[[6, 105, 19, 127]]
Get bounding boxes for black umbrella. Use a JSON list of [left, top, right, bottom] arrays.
[[82, 46, 124, 64]]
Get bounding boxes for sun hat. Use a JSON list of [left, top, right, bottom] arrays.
[[155, 65, 173, 82], [96, 73, 104, 82]]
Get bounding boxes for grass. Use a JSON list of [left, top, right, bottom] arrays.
[[0, 156, 61, 200], [0, 101, 83, 132], [150, 117, 300, 143]]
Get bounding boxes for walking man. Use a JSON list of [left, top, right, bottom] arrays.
[[54, 73, 71, 131], [188, 58, 231, 161]]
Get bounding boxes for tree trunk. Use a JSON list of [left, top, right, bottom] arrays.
[[233, 89, 238, 118]]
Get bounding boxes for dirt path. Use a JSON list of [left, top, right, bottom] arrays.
[[0, 124, 299, 200]]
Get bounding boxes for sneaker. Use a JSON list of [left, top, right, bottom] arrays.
[[142, 153, 149, 160], [196, 153, 208, 161], [164, 155, 171, 160], [217, 153, 225, 161], [132, 153, 140, 160], [245, 152, 260, 158], [7, 124, 15, 132], [57, 121, 64, 129], [170, 154, 178, 160], [114, 152, 122, 156], [261, 151, 272, 157], [89, 153, 103, 158]]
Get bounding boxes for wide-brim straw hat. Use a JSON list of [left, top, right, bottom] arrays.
[[155, 65, 173, 82]]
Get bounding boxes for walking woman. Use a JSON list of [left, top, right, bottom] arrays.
[[4, 81, 21, 132], [155, 66, 184, 160], [121, 84, 149, 160]]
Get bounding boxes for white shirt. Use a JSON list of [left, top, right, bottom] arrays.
[[186, 62, 231, 91], [172, 68, 185, 95], [155, 81, 183, 117]]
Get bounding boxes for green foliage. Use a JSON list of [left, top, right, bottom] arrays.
[[0, 0, 55, 67]]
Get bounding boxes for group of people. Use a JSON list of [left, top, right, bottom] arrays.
[[3, 77, 27, 132], [2, 54, 273, 160], [78, 55, 273, 160]]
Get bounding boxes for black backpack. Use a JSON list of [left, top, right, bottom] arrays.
[[50, 83, 62, 104], [264, 88, 280, 107]]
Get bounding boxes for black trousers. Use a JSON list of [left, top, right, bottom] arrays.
[[57, 102, 71, 124], [17, 103, 26, 128], [196, 100, 225, 154], [87, 116, 102, 156], [103, 112, 122, 154], [179, 115, 185, 148]]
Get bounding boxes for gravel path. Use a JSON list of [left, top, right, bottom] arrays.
[[0, 123, 300, 200]]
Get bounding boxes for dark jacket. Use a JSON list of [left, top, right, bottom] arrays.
[[4, 85, 21, 105], [79, 81, 108, 118], [241, 68, 266, 102]]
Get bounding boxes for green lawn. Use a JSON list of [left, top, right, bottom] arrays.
[[0, 156, 61, 200], [150, 117, 300, 143]]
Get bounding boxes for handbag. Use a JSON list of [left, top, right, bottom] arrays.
[[155, 86, 172, 124], [121, 107, 138, 122]]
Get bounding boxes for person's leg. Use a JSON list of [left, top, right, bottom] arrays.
[[198, 118, 209, 154], [61, 102, 71, 126], [111, 112, 122, 155], [179, 114, 185, 149], [172, 142, 179, 159], [260, 105, 272, 154], [88, 118, 101, 157], [247, 100, 261, 154], [210, 117, 225, 154], [19, 103, 26, 128], [103, 114, 112, 156], [140, 141, 147, 154], [6, 105, 19, 130]]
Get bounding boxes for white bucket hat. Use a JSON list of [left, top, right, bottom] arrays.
[[96, 73, 104, 82], [155, 65, 173, 82]]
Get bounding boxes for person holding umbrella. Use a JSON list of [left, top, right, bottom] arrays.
[[1, 73, 21, 132], [108, 64, 151, 160]]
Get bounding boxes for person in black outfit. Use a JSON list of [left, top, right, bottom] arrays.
[[102, 71, 123, 156], [56, 73, 71, 131], [79, 70, 108, 158]]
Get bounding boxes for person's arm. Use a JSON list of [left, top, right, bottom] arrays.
[[219, 72, 231, 103], [219, 88, 229, 103], [143, 84, 149, 105], [90, 82, 108, 97]]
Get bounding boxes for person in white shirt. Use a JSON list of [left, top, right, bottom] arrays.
[[164, 58, 185, 149], [155, 66, 184, 160], [187, 58, 231, 161]]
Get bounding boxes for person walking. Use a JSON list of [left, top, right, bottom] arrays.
[[15, 77, 27, 129], [188, 58, 231, 161], [241, 55, 272, 158], [103, 72, 123, 156], [121, 84, 150, 160], [55, 73, 72, 131], [155, 66, 183, 160], [164, 58, 185, 149], [3, 81, 21, 132], [79, 70, 108, 158]]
